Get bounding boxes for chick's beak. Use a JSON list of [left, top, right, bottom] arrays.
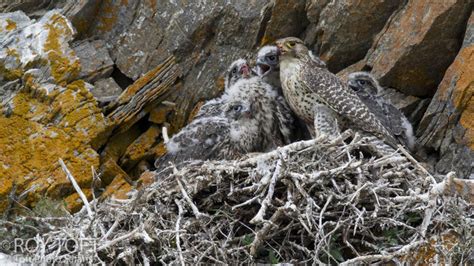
[[254, 58, 268, 76], [240, 64, 250, 78]]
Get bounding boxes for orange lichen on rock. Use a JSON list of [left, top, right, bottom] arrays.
[[436, 45, 474, 149], [0, 77, 109, 212], [453, 47, 473, 149], [137, 170, 155, 188], [114, 60, 172, 107], [404, 231, 460, 264], [64, 188, 93, 213], [95, 0, 120, 32], [43, 14, 81, 85], [459, 96, 474, 149], [101, 174, 133, 200], [5, 19, 16, 31], [188, 101, 204, 122], [149, 104, 175, 124], [148, 0, 157, 11], [120, 126, 161, 169], [0, 48, 23, 80], [102, 170, 156, 201], [153, 142, 167, 158]]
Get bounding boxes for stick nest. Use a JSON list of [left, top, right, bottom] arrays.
[[3, 131, 473, 264]]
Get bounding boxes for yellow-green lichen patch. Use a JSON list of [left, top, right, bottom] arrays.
[[5, 19, 16, 31], [0, 62, 22, 80], [0, 82, 108, 212], [43, 14, 80, 85], [64, 188, 93, 213], [0, 48, 23, 80]]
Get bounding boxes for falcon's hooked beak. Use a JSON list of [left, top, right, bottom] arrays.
[[240, 64, 251, 78], [276, 43, 286, 56]]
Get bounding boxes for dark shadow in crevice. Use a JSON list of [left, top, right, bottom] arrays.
[[111, 66, 134, 90]]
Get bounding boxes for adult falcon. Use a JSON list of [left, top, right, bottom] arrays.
[[275, 37, 398, 147], [255, 45, 327, 89]]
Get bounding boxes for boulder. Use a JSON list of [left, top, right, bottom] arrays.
[[72, 39, 114, 83], [0, 11, 109, 212], [0, 1, 67, 18], [365, 0, 472, 97], [304, 0, 403, 73], [86, 0, 276, 134], [259, 0, 308, 45], [120, 125, 161, 170], [92, 77, 122, 104], [417, 11, 474, 179]]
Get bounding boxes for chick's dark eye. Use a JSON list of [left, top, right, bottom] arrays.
[[357, 80, 366, 85], [268, 55, 276, 61], [232, 67, 237, 74], [233, 105, 242, 112]]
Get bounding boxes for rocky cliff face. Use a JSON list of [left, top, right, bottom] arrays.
[[0, 1, 472, 211]]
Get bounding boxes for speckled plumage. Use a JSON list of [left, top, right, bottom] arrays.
[[276, 37, 398, 147], [224, 58, 251, 89], [255, 45, 318, 141], [348, 72, 416, 150], [255, 45, 326, 89], [195, 58, 253, 120], [155, 70, 294, 169]]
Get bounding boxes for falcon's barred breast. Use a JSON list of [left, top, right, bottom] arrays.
[[275, 37, 398, 147]]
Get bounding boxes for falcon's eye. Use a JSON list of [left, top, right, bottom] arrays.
[[232, 67, 237, 74], [357, 80, 366, 86], [232, 105, 243, 112], [267, 55, 276, 62], [287, 41, 295, 48]]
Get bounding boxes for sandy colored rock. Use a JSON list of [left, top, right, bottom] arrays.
[[120, 125, 161, 170], [148, 103, 175, 125], [365, 0, 472, 97], [99, 157, 132, 187], [102, 169, 156, 201], [101, 123, 142, 163], [101, 174, 132, 200]]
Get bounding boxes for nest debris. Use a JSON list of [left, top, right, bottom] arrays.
[[2, 130, 473, 264]]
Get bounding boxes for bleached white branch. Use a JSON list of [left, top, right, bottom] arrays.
[[58, 158, 93, 219]]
